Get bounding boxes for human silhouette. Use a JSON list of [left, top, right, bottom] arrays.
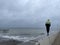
[[45, 19, 51, 36]]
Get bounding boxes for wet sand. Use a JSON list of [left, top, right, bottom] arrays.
[[18, 41, 36, 45], [52, 32, 60, 45]]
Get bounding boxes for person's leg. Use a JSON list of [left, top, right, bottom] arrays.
[[46, 26, 48, 36], [47, 26, 50, 36], [46, 24, 50, 36]]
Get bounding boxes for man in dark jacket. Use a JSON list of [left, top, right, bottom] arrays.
[[45, 19, 51, 36]]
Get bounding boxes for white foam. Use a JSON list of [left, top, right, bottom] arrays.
[[0, 35, 35, 42], [0, 30, 59, 42]]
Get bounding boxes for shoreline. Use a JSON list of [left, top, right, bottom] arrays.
[[0, 37, 23, 45], [0, 31, 59, 45]]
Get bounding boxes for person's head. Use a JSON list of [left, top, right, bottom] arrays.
[[47, 19, 50, 21]]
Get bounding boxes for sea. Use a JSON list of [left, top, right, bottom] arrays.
[[0, 28, 59, 42]]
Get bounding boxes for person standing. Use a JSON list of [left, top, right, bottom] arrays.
[[45, 19, 51, 36]]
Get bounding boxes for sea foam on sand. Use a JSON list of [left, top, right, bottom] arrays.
[[0, 30, 59, 45]]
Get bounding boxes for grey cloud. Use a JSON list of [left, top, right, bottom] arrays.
[[0, 0, 60, 28]]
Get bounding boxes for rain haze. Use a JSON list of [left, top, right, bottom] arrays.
[[0, 0, 60, 28], [0, 0, 60, 45]]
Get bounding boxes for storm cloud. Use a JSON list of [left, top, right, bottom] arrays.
[[0, 0, 60, 28]]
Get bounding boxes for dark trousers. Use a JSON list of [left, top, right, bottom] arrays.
[[45, 24, 50, 36]]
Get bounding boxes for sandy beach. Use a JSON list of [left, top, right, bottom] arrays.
[[52, 32, 60, 45]]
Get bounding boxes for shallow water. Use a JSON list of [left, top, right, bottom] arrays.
[[0, 28, 58, 42]]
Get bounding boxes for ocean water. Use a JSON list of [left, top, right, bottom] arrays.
[[0, 28, 59, 42]]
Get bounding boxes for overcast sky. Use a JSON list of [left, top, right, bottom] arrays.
[[0, 0, 60, 28]]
